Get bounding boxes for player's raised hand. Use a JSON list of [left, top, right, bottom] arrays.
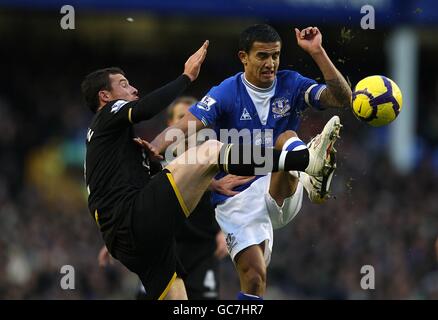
[[98, 245, 114, 268], [209, 174, 255, 196], [294, 27, 323, 55], [133, 137, 164, 162], [183, 40, 209, 82]]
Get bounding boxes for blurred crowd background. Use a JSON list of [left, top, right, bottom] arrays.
[[1, 0, 438, 299]]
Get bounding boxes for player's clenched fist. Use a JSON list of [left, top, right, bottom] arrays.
[[294, 27, 323, 56]]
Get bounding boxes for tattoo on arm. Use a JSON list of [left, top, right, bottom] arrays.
[[320, 72, 352, 109]]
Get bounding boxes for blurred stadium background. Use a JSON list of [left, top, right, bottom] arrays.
[[1, 0, 438, 299]]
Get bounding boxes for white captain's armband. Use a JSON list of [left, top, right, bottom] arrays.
[[304, 84, 326, 108]]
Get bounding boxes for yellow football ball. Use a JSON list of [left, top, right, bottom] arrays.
[[352, 75, 403, 127]]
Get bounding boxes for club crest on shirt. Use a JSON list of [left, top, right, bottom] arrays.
[[271, 97, 291, 119]]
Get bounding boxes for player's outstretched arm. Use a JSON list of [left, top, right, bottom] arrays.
[[130, 41, 209, 122], [294, 27, 351, 109], [151, 111, 205, 155]]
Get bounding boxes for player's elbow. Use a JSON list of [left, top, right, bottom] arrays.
[[326, 88, 352, 109], [342, 87, 353, 108], [339, 94, 352, 109]]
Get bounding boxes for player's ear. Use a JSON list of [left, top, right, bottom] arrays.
[[238, 51, 249, 66], [98, 90, 111, 103]]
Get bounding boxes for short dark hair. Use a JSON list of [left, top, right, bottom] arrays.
[[167, 96, 197, 120], [238, 24, 282, 53], [81, 67, 125, 113]]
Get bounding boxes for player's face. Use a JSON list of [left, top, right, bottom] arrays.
[[168, 103, 190, 126], [107, 74, 139, 102], [240, 41, 281, 88]]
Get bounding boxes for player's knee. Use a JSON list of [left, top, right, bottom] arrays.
[[241, 267, 266, 293], [275, 130, 297, 150], [165, 278, 188, 300], [197, 139, 223, 164], [203, 139, 223, 149]]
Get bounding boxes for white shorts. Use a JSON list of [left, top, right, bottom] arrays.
[[215, 173, 303, 265]]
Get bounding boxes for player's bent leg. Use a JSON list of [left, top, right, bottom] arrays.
[[266, 179, 303, 229], [164, 133, 327, 218], [214, 174, 272, 299], [266, 131, 305, 229], [269, 130, 301, 206], [165, 139, 223, 216], [164, 277, 188, 300], [235, 243, 267, 297]]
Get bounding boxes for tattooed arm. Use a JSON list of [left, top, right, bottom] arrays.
[[295, 27, 352, 109], [311, 50, 352, 109]]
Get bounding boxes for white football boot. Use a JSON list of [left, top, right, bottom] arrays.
[[305, 115, 342, 177], [300, 150, 337, 204]]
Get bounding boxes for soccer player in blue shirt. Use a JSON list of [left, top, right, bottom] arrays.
[[148, 24, 351, 299]]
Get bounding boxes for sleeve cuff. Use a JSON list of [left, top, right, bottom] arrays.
[[180, 74, 192, 85], [189, 109, 209, 127]]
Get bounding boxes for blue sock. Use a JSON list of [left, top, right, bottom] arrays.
[[237, 292, 263, 300]]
